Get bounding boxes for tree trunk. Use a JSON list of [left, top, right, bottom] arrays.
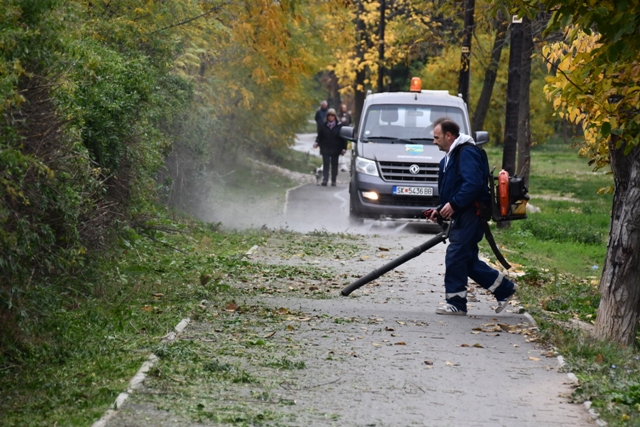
[[502, 16, 523, 176], [471, 17, 507, 134], [353, 0, 369, 129], [326, 71, 341, 110], [377, 0, 386, 92], [516, 17, 533, 186], [594, 138, 640, 346], [457, 0, 475, 107]]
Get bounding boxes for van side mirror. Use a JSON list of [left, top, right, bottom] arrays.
[[340, 126, 355, 141], [475, 131, 489, 146]]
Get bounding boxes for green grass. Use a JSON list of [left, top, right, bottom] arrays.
[[0, 218, 268, 426]]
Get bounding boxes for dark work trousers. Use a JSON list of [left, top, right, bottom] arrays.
[[444, 208, 516, 311], [322, 154, 340, 184]]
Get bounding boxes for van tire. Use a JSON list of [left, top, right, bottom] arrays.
[[349, 196, 364, 225], [349, 211, 364, 225]]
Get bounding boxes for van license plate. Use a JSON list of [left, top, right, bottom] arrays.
[[393, 186, 433, 196]]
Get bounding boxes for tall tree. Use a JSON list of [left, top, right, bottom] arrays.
[[353, 0, 370, 128], [502, 15, 523, 176], [458, 0, 475, 106], [516, 16, 534, 184], [377, 0, 387, 92], [332, 0, 440, 124], [471, 16, 508, 133], [506, 0, 640, 345]]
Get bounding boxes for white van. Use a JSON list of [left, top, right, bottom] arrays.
[[340, 79, 489, 223]]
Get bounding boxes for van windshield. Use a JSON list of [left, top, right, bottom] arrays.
[[360, 105, 467, 143]]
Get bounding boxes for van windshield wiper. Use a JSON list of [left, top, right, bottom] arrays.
[[364, 136, 433, 144], [365, 136, 396, 141]]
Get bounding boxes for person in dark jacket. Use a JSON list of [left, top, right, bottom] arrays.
[[426, 118, 517, 315], [338, 103, 352, 126], [314, 100, 328, 134], [313, 108, 347, 186]]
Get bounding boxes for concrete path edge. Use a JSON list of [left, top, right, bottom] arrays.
[[522, 312, 607, 426], [91, 318, 191, 427]]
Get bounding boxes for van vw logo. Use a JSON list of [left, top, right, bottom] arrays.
[[409, 164, 420, 175]]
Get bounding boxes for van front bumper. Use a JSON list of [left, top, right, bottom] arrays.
[[350, 173, 441, 219]]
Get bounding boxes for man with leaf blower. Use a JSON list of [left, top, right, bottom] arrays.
[[425, 119, 517, 316]]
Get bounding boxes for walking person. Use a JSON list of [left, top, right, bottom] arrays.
[[426, 118, 517, 315], [338, 103, 352, 126], [313, 108, 347, 186], [314, 100, 329, 134]]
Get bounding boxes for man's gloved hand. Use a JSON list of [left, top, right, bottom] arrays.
[[423, 209, 438, 221]]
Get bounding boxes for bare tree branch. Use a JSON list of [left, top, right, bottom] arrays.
[[145, 1, 234, 35]]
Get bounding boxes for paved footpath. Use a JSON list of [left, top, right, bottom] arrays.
[[105, 232, 594, 427]]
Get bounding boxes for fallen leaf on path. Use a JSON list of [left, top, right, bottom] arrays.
[[461, 344, 470, 347], [385, 327, 396, 331], [595, 353, 604, 364], [498, 323, 518, 332], [424, 360, 434, 365], [225, 303, 239, 312], [394, 342, 406, 346], [446, 361, 460, 367], [378, 247, 390, 251], [276, 307, 290, 315], [529, 356, 541, 361], [263, 331, 276, 338], [396, 321, 406, 325], [286, 325, 295, 331], [372, 342, 382, 347], [473, 343, 484, 348]]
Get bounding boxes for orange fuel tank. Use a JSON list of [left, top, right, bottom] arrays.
[[498, 170, 510, 217]]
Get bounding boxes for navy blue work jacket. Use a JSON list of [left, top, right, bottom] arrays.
[[437, 143, 491, 217]]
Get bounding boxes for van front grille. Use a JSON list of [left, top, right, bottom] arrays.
[[373, 195, 440, 207], [378, 161, 439, 182]]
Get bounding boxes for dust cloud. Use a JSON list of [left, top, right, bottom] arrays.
[[191, 134, 439, 236]]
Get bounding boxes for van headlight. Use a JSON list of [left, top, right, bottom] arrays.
[[355, 157, 379, 177]]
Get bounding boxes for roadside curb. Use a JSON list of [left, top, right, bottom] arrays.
[[522, 312, 608, 427], [91, 318, 191, 427]]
